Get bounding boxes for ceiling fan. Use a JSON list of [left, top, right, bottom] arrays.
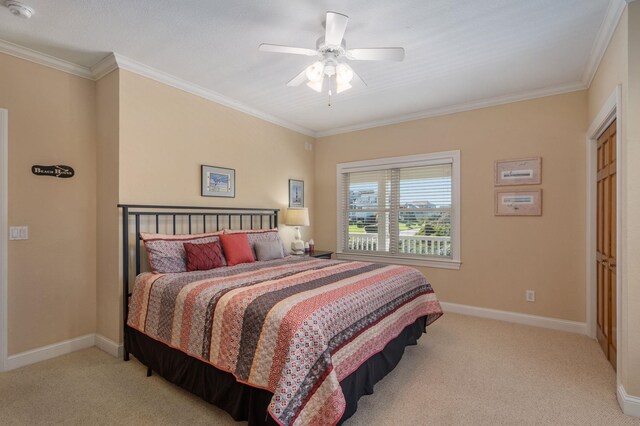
[[259, 11, 405, 95]]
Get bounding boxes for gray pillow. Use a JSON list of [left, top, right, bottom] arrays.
[[254, 240, 285, 261]]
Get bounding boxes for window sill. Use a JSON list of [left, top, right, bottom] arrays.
[[335, 252, 462, 270]]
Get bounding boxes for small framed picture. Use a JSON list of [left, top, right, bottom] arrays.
[[201, 165, 235, 198], [289, 179, 304, 207], [495, 189, 542, 216], [495, 157, 541, 186]]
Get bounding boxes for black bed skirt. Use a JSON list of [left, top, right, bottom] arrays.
[[125, 315, 428, 425]]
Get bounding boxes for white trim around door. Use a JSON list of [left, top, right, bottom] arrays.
[[585, 85, 622, 385], [0, 109, 8, 372]]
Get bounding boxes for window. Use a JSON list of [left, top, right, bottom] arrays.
[[336, 151, 460, 269]]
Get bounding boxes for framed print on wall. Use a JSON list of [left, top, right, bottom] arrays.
[[201, 165, 235, 198], [495, 157, 541, 186], [495, 189, 542, 216], [289, 179, 304, 207]]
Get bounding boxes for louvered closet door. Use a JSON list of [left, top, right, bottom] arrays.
[[596, 119, 617, 370]]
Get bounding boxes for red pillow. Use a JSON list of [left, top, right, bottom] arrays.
[[219, 233, 255, 266], [183, 241, 225, 272]]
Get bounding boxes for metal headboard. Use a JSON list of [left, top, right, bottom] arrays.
[[118, 204, 279, 361]]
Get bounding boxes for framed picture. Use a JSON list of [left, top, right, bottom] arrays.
[[201, 165, 235, 198], [495, 189, 542, 216], [495, 157, 541, 186], [289, 179, 304, 207]]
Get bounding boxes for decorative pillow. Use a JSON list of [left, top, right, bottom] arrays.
[[223, 229, 286, 258], [183, 241, 225, 272], [254, 240, 285, 261], [219, 233, 255, 266], [140, 231, 225, 273]]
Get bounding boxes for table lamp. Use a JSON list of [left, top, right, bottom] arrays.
[[285, 207, 309, 255]]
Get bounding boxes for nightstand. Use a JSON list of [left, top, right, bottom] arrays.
[[306, 250, 333, 259]]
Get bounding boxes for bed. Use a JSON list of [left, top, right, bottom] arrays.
[[120, 205, 443, 425]]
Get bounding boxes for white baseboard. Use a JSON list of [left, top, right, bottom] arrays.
[[95, 334, 124, 358], [440, 302, 588, 335], [618, 385, 640, 417], [5, 333, 124, 371], [6, 334, 95, 371]]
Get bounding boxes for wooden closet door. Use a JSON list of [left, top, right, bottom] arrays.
[[596, 119, 617, 370]]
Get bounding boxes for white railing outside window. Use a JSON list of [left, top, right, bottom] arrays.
[[348, 233, 451, 256]]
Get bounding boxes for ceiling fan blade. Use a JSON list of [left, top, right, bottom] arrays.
[[351, 67, 368, 87], [325, 11, 349, 46], [286, 68, 309, 87], [347, 47, 405, 61], [259, 43, 317, 56]]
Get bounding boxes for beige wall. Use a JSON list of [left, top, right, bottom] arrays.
[[316, 91, 587, 322], [0, 53, 97, 354], [96, 70, 121, 343], [118, 71, 314, 215], [92, 70, 315, 341], [0, 57, 316, 351]]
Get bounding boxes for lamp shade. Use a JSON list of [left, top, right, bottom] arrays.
[[285, 208, 309, 226]]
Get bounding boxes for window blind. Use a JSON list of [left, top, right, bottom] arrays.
[[341, 163, 453, 259]]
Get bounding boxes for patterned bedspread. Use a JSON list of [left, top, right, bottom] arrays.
[[128, 256, 442, 425]]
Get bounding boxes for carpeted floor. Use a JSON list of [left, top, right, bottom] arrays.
[[1, 313, 637, 425]]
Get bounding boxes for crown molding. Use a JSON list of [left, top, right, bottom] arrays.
[[315, 81, 587, 138], [581, 0, 627, 87], [0, 40, 314, 137], [108, 53, 316, 137], [0, 38, 93, 79], [90, 52, 118, 80], [0, 41, 587, 140]]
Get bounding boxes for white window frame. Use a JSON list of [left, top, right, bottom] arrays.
[[336, 150, 461, 270]]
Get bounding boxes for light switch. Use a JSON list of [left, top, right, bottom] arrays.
[[9, 226, 28, 240]]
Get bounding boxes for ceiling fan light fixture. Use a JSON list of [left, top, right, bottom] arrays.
[[336, 63, 354, 84], [305, 61, 324, 82], [324, 63, 336, 77], [307, 80, 323, 93]]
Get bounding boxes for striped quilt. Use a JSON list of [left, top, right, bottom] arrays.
[[128, 256, 442, 425]]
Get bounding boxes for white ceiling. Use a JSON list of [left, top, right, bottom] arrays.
[[0, 0, 621, 136]]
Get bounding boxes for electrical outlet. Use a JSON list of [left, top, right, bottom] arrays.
[[9, 226, 28, 240], [526, 290, 535, 302]]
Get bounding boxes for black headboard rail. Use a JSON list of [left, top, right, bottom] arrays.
[[118, 204, 279, 361]]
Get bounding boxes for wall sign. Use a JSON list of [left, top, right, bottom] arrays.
[[289, 179, 304, 207], [32, 165, 75, 178], [494, 157, 541, 186], [495, 189, 542, 216], [201, 165, 235, 197]]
